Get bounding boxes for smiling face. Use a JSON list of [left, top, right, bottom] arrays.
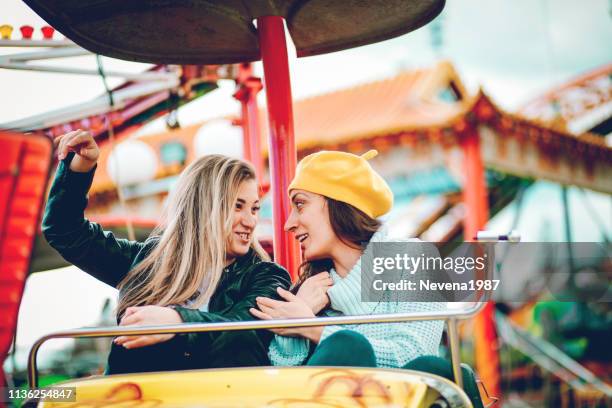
[[284, 189, 338, 261], [226, 178, 260, 263]]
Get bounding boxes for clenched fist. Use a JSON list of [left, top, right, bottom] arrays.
[[54, 129, 99, 173]]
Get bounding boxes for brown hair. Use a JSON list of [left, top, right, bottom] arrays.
[[292, 197, 381, 292]]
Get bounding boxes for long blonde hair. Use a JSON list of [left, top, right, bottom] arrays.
[[117, 154, 268, 318]]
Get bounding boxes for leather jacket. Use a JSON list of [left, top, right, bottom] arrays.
[[42, 154, 291, 374]]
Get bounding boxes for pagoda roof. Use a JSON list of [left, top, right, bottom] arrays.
[[267, 61, 469, 151], [90, 61, 466, 193], [88, 62, 611, 196]]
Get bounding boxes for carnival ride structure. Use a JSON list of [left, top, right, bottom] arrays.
[[1, 0, 610, 406]]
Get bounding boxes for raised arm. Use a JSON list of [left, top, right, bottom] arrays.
[[42, 130, 145, 288]]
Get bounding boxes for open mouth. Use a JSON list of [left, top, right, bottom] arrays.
[[235, 232, 251, 242], [296, 233, 309, 244]]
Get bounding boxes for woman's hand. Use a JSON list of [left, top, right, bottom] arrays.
[[250, 287, 322, 341], [114, 305, 183, 349], [296, 271, 333, 314], [54, 129, 99, 172]]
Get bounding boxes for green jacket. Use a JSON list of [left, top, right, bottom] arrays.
[[42, 154, 291, 374]]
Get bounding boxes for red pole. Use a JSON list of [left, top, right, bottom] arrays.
[[233, 63, 264, 180], [245, 78, 263, 179], [257, 16, 301, 279], [462, 129, 488, 236], [461, 128, 501, 400], [237, 96, 253, 160]]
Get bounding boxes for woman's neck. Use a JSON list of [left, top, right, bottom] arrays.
[[330, 244, 363, 278]]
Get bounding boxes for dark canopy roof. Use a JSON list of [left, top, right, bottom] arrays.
[[23, 0, 444, 64]]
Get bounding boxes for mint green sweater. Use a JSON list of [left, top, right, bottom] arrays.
[[268, 230, 446, 368]]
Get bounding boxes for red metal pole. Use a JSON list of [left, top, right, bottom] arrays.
[[461, 128, 501, 400], [245, 79, 263, 180], [238, 98, 253, 159], [462, 130, 488, 236], [233, 63, 264, 180], [257, 16, 300, 279]]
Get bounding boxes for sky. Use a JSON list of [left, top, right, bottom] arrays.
[[2, 0, 611, 363]]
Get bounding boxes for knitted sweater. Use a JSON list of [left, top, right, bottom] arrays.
[[268, 229, 446, 368]]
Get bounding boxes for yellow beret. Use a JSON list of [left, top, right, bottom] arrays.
[[288, 150, 393, 218]]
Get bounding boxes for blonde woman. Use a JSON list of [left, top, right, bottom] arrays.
[[43, 130, 290, 374]]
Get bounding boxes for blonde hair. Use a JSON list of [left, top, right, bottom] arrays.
[[117, 155, 268, 318]]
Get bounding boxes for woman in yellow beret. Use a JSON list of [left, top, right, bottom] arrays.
[[250, 150, 446, 368]]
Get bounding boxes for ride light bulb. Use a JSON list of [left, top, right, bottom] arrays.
[[0, 24, 13, 39], [41, 25, 55, 39], [20, 25, 34, 39]]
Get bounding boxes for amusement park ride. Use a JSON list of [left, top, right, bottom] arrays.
[[1, 1, 609, 407]]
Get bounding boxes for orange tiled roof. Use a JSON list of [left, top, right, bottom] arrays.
[[262, 61, 468, 151], [91, 61, 466, 194], [92, 61, 610, 197]]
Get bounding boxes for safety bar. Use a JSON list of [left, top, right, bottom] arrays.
[[29, 302, 486, 389]]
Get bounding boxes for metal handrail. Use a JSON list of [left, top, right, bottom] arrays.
[[28, 302, 485, 389]]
